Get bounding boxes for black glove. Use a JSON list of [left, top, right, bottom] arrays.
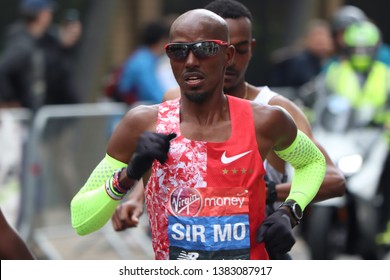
[[126, 132, 176, 180], [257, 208, 295, 258]]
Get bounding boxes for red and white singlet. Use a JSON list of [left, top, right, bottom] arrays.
[[145, 95, 268, 260]]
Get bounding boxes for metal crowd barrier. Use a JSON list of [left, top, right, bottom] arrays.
[[11, 102, 154, 259], [0, 108, 32, 227]]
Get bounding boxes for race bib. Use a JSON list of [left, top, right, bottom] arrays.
[[167, 187, 250, 260]]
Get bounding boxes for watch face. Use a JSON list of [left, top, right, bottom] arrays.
[[281, 201, 303, 222], [293, 203, 303, 219]]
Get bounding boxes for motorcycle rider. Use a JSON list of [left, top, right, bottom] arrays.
[[327, 5, 390, 67], [320, 20, 390, 247], [329, 5, 367, 61]]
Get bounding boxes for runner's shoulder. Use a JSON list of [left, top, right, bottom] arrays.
[[122, 103, 160, 128]]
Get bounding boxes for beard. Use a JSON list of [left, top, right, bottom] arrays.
[[183, 90, 208, 104]]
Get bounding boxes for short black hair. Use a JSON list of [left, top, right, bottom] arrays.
[[141, 20, 169, 46], [204, 0, 253, 22]]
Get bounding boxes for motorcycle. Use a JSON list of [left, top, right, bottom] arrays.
[[305, 95, 389, 259]]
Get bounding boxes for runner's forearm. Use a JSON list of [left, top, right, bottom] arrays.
[[71, 154, 127, 235], [274, 130, 326, 210]]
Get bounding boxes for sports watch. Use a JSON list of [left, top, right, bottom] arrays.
[[280, 200, 303, 225]]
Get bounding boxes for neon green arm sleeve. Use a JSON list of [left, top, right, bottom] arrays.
[[70, 154, 127, 235], [274, 130, 326, 210]]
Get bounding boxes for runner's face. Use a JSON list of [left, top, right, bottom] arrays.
[[169, 19, 233, 103], [224, 18, 255, 94]]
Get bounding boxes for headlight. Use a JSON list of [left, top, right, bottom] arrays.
[[337, 154, 363, 175]]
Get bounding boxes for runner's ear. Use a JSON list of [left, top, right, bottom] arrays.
[[225, 45, 235, 67]]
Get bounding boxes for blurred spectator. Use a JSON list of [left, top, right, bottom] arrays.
[[0, 0, 82, 112], [117, 19, 171, 105], [270, 19, 333, 88]]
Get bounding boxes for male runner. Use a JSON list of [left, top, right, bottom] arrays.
[[111, 0, 345, 232], [71, 9, 326, 260]]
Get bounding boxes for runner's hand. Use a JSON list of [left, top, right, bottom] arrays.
[[112, 200, 144, 231], [126, 132, 176, 180], [256, 208, 295, 257]]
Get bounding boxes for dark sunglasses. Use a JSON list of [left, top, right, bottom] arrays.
[[165, 40, 229, 61]]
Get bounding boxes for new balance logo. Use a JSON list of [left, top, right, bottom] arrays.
[[177, 251, 200, 260], [221, 150, 252, 164]]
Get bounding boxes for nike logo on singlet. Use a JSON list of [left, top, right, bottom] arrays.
[[221, 150, 252, 164]]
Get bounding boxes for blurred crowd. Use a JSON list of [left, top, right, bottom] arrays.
[[0, 0, 81, 111], [1, 0, 390, 260]]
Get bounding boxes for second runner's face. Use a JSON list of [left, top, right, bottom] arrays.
[[224, 17, 255, 93]]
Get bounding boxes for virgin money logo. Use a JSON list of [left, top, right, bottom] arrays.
[[170, 188, 202, 217]]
